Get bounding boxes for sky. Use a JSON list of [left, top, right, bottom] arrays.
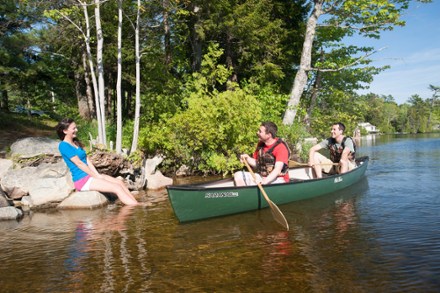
[[349, 0, 440, 104]]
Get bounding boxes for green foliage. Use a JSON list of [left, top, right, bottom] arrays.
[[140, 88, 262, 175], [405, 94, 430, 133], [127, 149, 144, 169], [306, 87, 360, 137], [298, 140, 314, 162], [67, 118, 122, 150], [181, 43, 231, 97], [244, 82, 290, 123], [74, 119, 98, 148], [121, 119, 135, 150], [278, 122, 311, 161]]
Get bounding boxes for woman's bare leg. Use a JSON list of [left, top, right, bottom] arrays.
[[89, 177, 138, 205], [99, 174, 137, 200]]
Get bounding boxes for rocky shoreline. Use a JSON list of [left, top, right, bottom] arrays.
[[0, 137, 173, 220]]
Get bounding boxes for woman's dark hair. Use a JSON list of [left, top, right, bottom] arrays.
[[56, 118, 83, 147]]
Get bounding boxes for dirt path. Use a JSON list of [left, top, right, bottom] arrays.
[[0, 127, 55, 153]]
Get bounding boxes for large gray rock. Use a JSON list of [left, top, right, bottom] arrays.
[[28, 176, 73, 206], [0, 158, 13, 181], [146, 171, 173, 190], [0, 206, 23, 221], [144, 156, 163, 175], [58, 191, 109, 209], [144, 155, 173, 190], [0, 187, 10, 207], [10, 137, 60, 159], [1, 161, 73, 204], [1, 165, 39, 199]]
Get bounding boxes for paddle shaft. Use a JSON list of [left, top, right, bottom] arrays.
[[243, 160, 289, 231]]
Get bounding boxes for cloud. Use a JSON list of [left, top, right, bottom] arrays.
[[359, 47, 440, 103], [396, 48, 440, 66]]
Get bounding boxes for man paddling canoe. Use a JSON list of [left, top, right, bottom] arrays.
[[234, 121, 290, 186]]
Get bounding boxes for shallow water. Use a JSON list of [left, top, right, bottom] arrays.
[[0, 133, 439, 292]]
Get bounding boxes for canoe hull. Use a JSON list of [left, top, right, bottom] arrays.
[[167, 156, 369, 222]]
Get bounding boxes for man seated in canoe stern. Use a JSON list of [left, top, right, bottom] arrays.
[[234, 121, 290, 186], [308, 122, 356, 179]]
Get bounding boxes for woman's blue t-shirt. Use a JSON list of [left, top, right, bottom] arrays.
[[59, 141, 88, 182]]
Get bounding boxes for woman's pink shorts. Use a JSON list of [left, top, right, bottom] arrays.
[[74, 175, 93, 191]]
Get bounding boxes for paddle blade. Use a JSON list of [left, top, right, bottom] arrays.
[[268, 201, 289, 231], [243, 159, 289, 230]]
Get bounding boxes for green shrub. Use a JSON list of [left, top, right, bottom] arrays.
[[140, 87, 262, 175]]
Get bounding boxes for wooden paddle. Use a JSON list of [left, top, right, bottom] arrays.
[[243, 160, 289, 231], [288, 160, 339, 168]]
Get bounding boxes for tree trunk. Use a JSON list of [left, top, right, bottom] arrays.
[[126, 89, 132, 117], [74, 68, 91, 119], [130, 0, 141, 154], [80, 0, 102, 140], [1, 89, 9, 112], [82, 50, 95, 118], [282, 0, 324, 125], [163, 0, 172, 67], [305, 67, 323, 130], [226, 31, 238, 84], [73, 51, 92, 120], [115, 0, 123, 154], [95, 0, 107, 146], [189, 4, 202, 72]]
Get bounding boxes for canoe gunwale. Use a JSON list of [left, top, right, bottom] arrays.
[[167, 156, 369, 191]]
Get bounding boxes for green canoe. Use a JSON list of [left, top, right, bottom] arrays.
[[167, 156, 369, 222]]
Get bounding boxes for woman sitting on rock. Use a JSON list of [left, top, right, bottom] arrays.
[[56, 118, 139, 206]]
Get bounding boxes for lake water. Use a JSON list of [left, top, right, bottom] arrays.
[[0, 133, 439, 292]]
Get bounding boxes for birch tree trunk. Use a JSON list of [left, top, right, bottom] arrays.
[[77, 1, 102, 140], [95, 0, 107, 146], [115, 0, 123, 153], [282, 0, 324, 126], [130, 0, 141, 153]]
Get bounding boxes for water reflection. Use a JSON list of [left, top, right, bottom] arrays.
[[355, 133, 377, 147], [259, 230, 293, 282], [63, 206, 136, 291]]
